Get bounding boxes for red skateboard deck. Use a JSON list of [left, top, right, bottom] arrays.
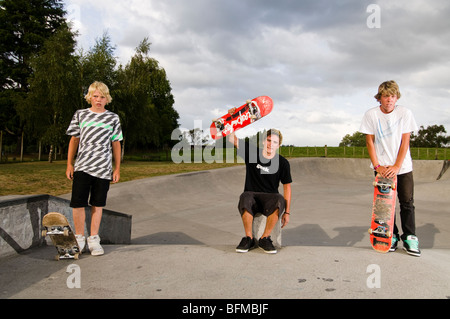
[[210, 96, 273, 140], [368, 175, 397, 253]]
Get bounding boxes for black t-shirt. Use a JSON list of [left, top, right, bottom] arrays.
[[237, 139, 292, 193]]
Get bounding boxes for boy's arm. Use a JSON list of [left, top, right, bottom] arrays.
[[227, 107, 239, 148], [366, 133, 411, 178], [228, 132, 239, 148], [390, 132, 411, 175], [281, 183, 291, 228], [66, 136, 79, 180], [112, 140, 121, 183], [366, 134, 379, 169]]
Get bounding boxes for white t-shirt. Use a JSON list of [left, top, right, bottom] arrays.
[[359, 105, 418, 174]]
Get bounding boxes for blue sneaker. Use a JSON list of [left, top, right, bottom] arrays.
[[403, 235, 421, 257]]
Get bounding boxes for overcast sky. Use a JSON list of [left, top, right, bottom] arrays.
[[64, 0, 450, 146]]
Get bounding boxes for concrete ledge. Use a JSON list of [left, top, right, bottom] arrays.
[[252, 213, 282, 248], [0, 195, 132, 259]]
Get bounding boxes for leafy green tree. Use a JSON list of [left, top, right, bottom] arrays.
[[339, 131, 366, 147], [115, 38, 179, 152], [0, 0, 66, 91], [20, 24, 81, 162], [0, 0, 66, 156], [80, 32, 117, 95], [411, 125, 450, 148]]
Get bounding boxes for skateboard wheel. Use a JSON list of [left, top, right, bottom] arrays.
[[63, 228, 69, 236], [368, 228, 373, 234], [372, 181, 378, 187], [55, 255, 60, 261], [386, 231, 391, 238], [74, 253, 79, 260], [391, 184, 396, 190], [41, 229, 47, 237]]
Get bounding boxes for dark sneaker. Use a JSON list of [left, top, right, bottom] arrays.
[[236, 236, 255, 253], [258, 236, 277, 254], [389, 234, 399, 252], [403, 235, 421, 257]]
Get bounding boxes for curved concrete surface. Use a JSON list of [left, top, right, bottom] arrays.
[[1, 158, 449, 299]]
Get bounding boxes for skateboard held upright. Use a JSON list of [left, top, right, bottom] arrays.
[[42, 212, 81, 260], [210, 96, 273, 140], [368, 175, 397, 253]]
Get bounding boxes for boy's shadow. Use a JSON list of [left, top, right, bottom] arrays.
[[283, 223, 440, 248]]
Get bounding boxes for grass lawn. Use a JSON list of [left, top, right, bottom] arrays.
[[0, 161, 240, 197]]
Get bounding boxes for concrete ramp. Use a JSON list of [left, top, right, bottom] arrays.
[[0, 195, 132, 259], [0, 158, 449, 299]]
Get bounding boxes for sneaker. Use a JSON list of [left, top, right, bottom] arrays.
[[389, 234, 399, 252], [75, 234, 86, 253], [87, 235, 104, 256], [403, 235, 421, 257], [236, 236, 255, 253], [258, 236, 277, 254]]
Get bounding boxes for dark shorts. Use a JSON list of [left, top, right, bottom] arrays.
[[238, 191, 286, 217], [70, 171, 110, 208]]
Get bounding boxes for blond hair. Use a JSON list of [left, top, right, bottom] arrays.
[[374, 80, 401, 101], [263, 129, 283, 145], [85, 81, 112, 104]]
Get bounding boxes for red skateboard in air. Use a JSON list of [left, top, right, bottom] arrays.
[[210, 96, 273, 140]]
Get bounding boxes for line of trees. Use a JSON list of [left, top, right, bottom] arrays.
[[340, 125, 450, 148], [0, 0, 179, 162]]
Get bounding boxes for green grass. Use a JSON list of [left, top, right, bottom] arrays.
[[0, 160, 240, 196]]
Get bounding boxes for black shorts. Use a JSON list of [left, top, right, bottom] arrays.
[[70, 171, 110, 208], [238, 191, 286, 217]]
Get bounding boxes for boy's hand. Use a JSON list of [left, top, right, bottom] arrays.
[[377, 165, 399, 178], [66, 165, 74, 180], [281, 212, 290, 228], [112, 169, 120, 183]]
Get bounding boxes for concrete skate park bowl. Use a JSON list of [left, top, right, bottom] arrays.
[[0, 158, 449, 299], [0, 195, 131, 259]]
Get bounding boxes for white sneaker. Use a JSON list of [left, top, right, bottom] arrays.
[[87, 235, 104, 256], [75, 235, 86, 253]]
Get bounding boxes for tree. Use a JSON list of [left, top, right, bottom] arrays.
[[115, 38, 179, 153], [21, 24, 81, 162], [80, 32, 117, 94], [0, 0, 66, 91], [339, 131, 366, 147], [0, 0, 66, 157], [411, 125, 450, 148]]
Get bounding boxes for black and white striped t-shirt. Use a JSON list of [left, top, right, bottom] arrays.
[[66, 108, 123, 180]]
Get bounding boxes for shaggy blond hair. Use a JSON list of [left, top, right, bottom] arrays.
[[263, 129, 283, 145], [374, 80, 401, 101], [85, 81, 112, 104]]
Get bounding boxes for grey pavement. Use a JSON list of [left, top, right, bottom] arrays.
[[1, 158, 449, 299]]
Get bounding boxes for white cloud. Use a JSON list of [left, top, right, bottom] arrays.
[[64, 0, 450, 146]]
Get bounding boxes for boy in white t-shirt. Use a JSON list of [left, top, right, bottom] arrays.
[[360, 80, 420, 256]]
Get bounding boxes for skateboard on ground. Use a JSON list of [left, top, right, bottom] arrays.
[[210, 96, 273, 140], [368, 175, 397, 253], [42, 212, 81, 260]]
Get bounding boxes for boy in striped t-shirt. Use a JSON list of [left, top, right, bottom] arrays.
[[66, 81, 123, 256]]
